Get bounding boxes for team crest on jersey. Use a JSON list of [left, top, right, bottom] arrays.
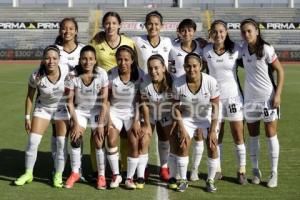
[[96, 84, 102, 90], [141, 45, 146, 49]]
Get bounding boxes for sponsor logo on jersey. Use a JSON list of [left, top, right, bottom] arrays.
[[208, 54, 212, 59], [177, 53, 182, 57], [53, 87, 60, 91], [85, 89, 93, 93], [68, 57, 75, 61], [152, 50, 158, 54], [247, 59, 252, 63], [141, 45, 146, 49], [163, 47, 168, 52], [216, 59, 223, 62], [100, 48, 105, 51]]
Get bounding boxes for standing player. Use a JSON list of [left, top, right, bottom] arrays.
[[132, 10, 173, 181], [240, 19, 284, 188], [170, 53, 219, 192], [106, 45, 144, 189], [64, 45, 109, 189], [90, 12, 136, 176], [202, 20, 247, 184], [14, 45, 69, 188], [169, 19, 205, 182], [138, 54, 173, 188], [51, 18, 85, 176]]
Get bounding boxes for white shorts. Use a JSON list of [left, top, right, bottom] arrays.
[[219, 96, 244, 122], [33, 104, 69, 121], [75, 109, 100, 130], [244, 100, 279, 123], [150, 114, 173, 127], [181, 117, 217, 139], [110, 109, 134, 132]]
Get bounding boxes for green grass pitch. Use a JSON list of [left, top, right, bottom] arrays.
[[0, 63, 299, 200]]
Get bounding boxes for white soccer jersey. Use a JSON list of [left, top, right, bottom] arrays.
[[28, 65, 69, 108], [57, 43, 85, 70], [140, 74, 173, 121], [132, 35, 173, 73], [173, 73, 220, 121], [203, 43, 242, 99], [108, 66, 144, 116], [241, 43, 278, 102], [169, 40, 203, 77], [65, 67, 108, 111]]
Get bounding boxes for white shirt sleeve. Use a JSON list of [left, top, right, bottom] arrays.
[[265, 45, 278, 64]]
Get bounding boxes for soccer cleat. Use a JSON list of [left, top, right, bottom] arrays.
[[206, 179, 217, 193], [177, 179, 188, 192], [125, 178, 136, 189], [110, 175, 122, 189], [136, 178, 145, 189], [65, 172, 80, 189], [160, 167, 169, 182], [237, 172, 248, 185], [14, 171, 33, 186], [189, 169, 199, 181], [214, 171, 223, 180], [168, 177, 178, 190], [267, 171, 278, 188], [53, 172, 63, 188], [96, 175, 106, 190], [251, 168, 262, 185]]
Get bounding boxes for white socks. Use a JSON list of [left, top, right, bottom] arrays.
[[55, 136, 67, 173], [137, 154, 149, 178], [267, 135, 279, 173], [25, 133, 42, 170], [192, 140, 204, 171], [207, 158, 218, 180], [96, 148, 106, 176], [168, 153, 177, 178], [249, 136, 260, 169], [216, 143, 223, 172], [127, 157, 139, 179], [235, 143, 246, 170], [158, 140, 170, 168], [107, 153, 120, 175], [51, 136, 56, 168], [70, 147, 81, 173], [177, 156, 189, 180]]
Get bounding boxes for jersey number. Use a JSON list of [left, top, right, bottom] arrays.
[[263, 108, 269, 117], [228, 104, 237, 113]]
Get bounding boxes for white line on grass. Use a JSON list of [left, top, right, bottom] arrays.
[[155, 131, 169, 200]]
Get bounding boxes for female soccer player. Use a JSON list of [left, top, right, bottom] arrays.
[[240, 18, 284, 188], [169, 18, 203, 78], [106, 45, 144, 189], [64, 45, 109, 190], [51, 17, 85, 177], [202, 20, 247, 184], [90, 12, 136, 175], [170, 53, 219, 192], [138, 54, 173, 188], [14, 45, 69, 188], [132, 10, 173, 181]]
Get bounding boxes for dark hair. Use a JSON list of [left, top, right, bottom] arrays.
[[145, 10, 163, 25], [177, 18, 197, 32], [116, 45, 139, 82], [209, 20, 234, 54], [240, 18, 270, 59], [102, 12, 122, 35], [147, 54, 173, 91], [55, 17, 78, 45], [74, 45, 98, 75], [38, 45, 60, 76], [184, 52, 203, 67]]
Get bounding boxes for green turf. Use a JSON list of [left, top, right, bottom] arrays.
[[0, 63, 299, 200]]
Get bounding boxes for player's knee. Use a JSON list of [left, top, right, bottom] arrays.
[[106, 146, 118, 155]]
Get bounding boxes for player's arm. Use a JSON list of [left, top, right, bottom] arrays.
[[25, 85, 36, 134], [208, 96, 219, 148], [271, 59, 285, 108], [95, 86, 108, 141]]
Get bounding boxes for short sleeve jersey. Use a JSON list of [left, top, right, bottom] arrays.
[[57, 43, 85, 70], [169, 40, 203, 78], [241, 43, 278, 102], [28, 65, 69, 108], [108, 67, 144, 115], [203, 43, 242, 99], [65, 67, 108, 111], [90, 35, 136, 72], [132, 35, 173, 73], [140, 74, 173, 121], [173, 73, 220, 121]]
